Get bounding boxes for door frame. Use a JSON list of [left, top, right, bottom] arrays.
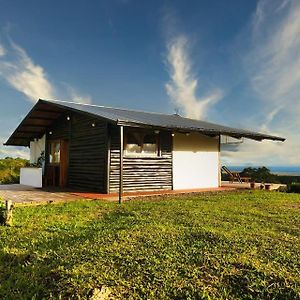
[[59, 139, 69, 188], [46, 139, 69, 188]]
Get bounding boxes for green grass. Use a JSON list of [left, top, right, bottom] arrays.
[[0, 191, 300, 299]]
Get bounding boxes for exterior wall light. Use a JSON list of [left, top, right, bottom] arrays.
[[171, 133, 175, 137], [67, 116, 70, 121], [49, 131, 53, 135], [91, 123, 96, 127]]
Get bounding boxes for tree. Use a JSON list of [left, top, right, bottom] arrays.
[[240, 167, 279, 183]]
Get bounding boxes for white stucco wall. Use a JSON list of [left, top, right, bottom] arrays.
[[172, 133, 220, 189], [29, 135, 46, 164]]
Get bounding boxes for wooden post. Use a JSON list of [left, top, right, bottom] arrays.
[[119, 125, 124, 204], [218, 135, 221, 187], [5, 200, 13, 226]]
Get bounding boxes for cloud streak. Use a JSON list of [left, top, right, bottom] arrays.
[[223, 0, 300, 166], [0, 135, 29, 159], [165, 36, 223, 119], [0, 39, 92, 104], [249, 0, 300, 126], [65, 85, 92, 104], [0, 44, 6, 57], [0, 41, 56, 101]]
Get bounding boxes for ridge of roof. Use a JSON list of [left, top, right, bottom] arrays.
[[40, 99, 179, 117]]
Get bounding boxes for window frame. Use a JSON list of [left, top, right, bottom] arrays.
[[123, 129, 160, 157]]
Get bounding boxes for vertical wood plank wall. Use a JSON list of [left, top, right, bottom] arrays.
[[47, 112, 107, 192], [68, 113, 107, 192], [109, 125, 173, 193]]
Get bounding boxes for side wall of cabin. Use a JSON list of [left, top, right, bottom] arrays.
[[108, 125, 173, 193], [172, 133, 220, 189], [37, 116, 219, 193]]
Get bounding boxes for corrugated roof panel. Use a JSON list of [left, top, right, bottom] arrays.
[[46, 99, 285, 141], [4, 99, 285, 146]]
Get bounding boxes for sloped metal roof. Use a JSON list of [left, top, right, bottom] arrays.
[[5, 99, 285, 146]]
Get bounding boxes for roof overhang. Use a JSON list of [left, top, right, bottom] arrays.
[[5, 99, 285, 147], [5, 100, 66, 146], [4, 99, 116, 147]]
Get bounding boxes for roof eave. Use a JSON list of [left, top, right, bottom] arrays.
[[116, 120, 285, 142], [5, 99, 119, 147]]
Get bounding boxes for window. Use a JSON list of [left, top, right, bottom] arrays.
[[124, 130, 159, 156], [49, 141, 60, 164]]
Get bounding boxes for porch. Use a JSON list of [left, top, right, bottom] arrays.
[[0, 184, 238, 205]]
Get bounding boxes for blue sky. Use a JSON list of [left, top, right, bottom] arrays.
[[0, 0, 299, 166]]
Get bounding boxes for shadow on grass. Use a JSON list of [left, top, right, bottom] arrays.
[[222, 262, 299, 300]]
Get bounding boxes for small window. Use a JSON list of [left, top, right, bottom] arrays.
[[124, 130, 159, 156], [143, 134, 157, 154], [49, 141, 60, 164], [126, 132, 142, 154]]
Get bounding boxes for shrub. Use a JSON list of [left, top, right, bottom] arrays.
[[1, 174, 20, 184], [0, 200, 5, 225], [288, 183, 300, 193], [0, 157, 29, 184]]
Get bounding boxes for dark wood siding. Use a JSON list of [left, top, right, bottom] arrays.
[[47, 112, 107, 192], [109, 126, 173, 193]]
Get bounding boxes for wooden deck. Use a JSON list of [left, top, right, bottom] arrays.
[[0, 184, 82, 205], [222, 181, 286, 191], [0, 184, 237, 205], [71, 186, 236, 201]]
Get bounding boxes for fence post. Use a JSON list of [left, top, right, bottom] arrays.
[[5, 200, 13, 226]]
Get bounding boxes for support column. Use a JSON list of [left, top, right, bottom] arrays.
[[218, 135, 221, 187], [119, 125, 124, 204]]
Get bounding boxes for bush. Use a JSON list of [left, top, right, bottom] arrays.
[[1, 174, 20, 184], [0, 157, 29, 184], [288, 183, 300, 193], [0, 201, 5, 225]]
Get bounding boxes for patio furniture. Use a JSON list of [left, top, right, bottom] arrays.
[[221, 166, 251, 183]]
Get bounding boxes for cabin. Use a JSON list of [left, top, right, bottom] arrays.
[[5, 99, 285, 197]]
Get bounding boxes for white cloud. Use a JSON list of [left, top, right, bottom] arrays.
[[0, 42, 56, 102], [0, 39, 93, 104], [0, 147, 29, 159], [0, 136, 29, 159], [165, 36, 223, 119], [0, 44, 6, 57], [222, 131, 300, 166], [65, 85, 92, 104], [250, 0, 300, 122], [223, 0, 300, 166]]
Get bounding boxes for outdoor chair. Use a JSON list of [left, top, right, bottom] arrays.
[[221, 166, 251, 183]]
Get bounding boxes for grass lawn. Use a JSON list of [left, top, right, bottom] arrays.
[[0, 190, 300, 299]]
